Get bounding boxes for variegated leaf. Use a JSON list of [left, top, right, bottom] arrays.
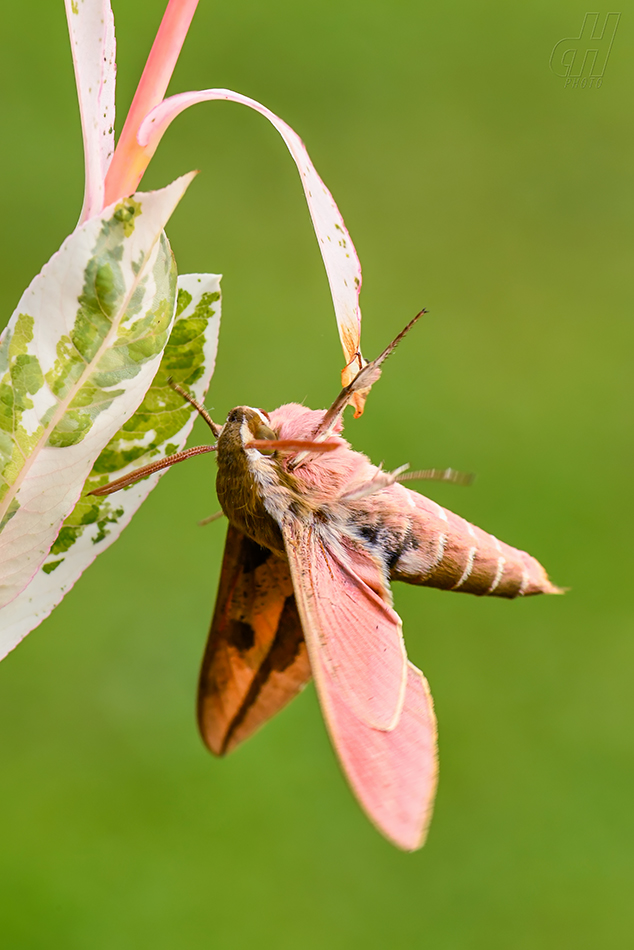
[[0, 173, 195, 614], [0, 274, 221, 659]]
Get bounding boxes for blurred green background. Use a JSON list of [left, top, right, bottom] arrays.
[[1, 1, 632, 947]]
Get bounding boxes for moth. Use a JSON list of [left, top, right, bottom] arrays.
[[92, 313, 560, 851]]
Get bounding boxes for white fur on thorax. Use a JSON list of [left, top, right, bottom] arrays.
[[239, 412, 297, 523]]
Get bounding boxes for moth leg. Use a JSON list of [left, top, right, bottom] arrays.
[[342, 349, 364, 375], [336, 464, 410, 503], [198, 511, 225, 526], [397, 468, 474, 487]]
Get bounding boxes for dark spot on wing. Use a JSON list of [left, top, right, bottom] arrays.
[[222, 595, 305, 753], [242, 540, 272, 572], [228, 620, 255, 652], [270, 597, 304, 673]]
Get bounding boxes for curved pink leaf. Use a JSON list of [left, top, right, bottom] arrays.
[[138, 89, 365, 394], [64, 0, 116, 223]]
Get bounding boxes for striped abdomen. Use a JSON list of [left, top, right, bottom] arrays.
[[353, 483, 560, 599]]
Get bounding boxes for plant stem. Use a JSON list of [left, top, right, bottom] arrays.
[[104, 0, 199, 206]]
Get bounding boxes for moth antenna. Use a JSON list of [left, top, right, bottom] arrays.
[[291, 309, 427, 468], [198, 511, 226, 526], [397, 467, 475, 487], [168, 379, 223, 437], [88, 444, 217, 497], [373, 309, 427, 370]]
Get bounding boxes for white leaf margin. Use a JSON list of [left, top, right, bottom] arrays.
[[0, 274, 221, 660]]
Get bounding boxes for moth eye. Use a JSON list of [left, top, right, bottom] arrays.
[[250, 422, 278, 456], [254, 423, 277, 442]]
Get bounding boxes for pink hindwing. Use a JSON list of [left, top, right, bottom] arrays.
[[314, 657, 438, 851]]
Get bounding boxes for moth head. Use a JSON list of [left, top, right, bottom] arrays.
[[221, 406, 278, 458]]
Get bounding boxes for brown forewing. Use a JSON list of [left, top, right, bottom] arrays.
[[198, 524, 311, 756]]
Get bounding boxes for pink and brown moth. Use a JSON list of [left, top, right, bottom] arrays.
[[92, 313, 561, 851]]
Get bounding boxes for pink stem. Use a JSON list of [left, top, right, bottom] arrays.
[[103, 0, 200, 207]]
